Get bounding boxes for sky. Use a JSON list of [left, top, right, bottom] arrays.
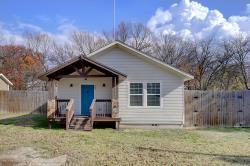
[[0, 0, 250, 44]]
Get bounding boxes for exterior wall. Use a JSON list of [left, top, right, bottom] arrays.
[[0, 79, 9, 91], [91, 48, 185, 125], [57, 77, 112, 115]]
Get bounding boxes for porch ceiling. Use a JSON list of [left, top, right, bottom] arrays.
[[39, 55, 127, 81]]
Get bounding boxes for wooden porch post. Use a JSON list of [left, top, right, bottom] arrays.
[[112, 76, 119, 120], [115, 76, 119, 99], [111, 76, 119, 99], [47, 79, 58, 123], [112, 77, 115, 99], [48, 79, 58, 100]]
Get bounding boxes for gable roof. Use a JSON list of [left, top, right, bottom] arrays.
[[38, 55, 127, 81], [88, 41, 194, 81], [0, 74, 13, 86]]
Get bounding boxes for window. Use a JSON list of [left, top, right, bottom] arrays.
[[129, 83, 143, 106], [147, 83, 160, 106]]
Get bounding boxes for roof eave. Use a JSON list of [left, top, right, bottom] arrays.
[[38, 55, 127, 81], [0, 74, 13, 86]]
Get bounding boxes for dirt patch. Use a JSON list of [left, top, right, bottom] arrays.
[[0, 147, 66, 166], [0, 159, 20, 166]]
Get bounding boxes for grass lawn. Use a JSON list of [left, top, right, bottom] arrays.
[[0, 113, 249, 165]]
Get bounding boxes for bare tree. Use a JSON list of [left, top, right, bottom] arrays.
[[103, 22, 132, 43], [152, 34, 193, 67], [24, 32, 53, 71], [49, 42, 75, 65], [71, 30, 107, 55], [115, 21, 130, 42], [229, 35, 250, 89], [102, 30, 113, 43], [103, 22, 153, 53], [188, 38, 217, 90], [129, 22, 152, 52]]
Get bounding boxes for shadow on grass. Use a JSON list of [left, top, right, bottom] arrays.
[[0, 113, 62, 130], [200, 127, 250, 133], [137, 147, 250, 165]]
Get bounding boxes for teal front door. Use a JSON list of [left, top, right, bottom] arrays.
[[81, 85, 94, 116]]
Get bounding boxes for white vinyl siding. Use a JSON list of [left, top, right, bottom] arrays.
[[0, 79, 9, 91], [91, 48, 185, 125], [57, 76, 112, 115]]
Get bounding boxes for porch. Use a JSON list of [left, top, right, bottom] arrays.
[[42, 56, 126, 131], [47, 98, 120, 131]]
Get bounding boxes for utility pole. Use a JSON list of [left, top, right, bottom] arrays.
[[113, 0, 116, 41]]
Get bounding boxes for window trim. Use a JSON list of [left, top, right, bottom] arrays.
[[128, 81, 162, 108], [146, 82, 161, 107], [128, 82, 144, 107]]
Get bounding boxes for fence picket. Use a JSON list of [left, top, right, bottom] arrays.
[[0, 90, 48, 114], [185, 90, 250, 127]]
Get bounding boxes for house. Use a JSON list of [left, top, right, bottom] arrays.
[[0, 74, 13, 91], [39, 41, 193, 130]]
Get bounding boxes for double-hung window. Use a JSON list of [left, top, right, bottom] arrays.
[[147, 83, 160, 106], [129, 83, 143, 106]]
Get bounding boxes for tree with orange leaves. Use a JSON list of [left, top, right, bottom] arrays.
[[0, 45, 43, 90]]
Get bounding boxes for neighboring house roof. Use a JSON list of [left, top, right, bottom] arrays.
[[88, 41, 194, 81], [39, 55, 127, 81], [0, 73, 13, 86]]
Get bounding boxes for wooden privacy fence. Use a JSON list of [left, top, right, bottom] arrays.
[[185, 90, 250, 127], [0, 90, 48, 114]]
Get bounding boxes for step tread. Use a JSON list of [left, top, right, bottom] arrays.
[[69, 126, 92, 131], [69, 116, 92, 131]]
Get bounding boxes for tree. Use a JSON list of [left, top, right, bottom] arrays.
[[71, 30, 107, 56], [103, 22, 153, 53], [49, 42, 75, 65], [115, 21, 130, 43], [0, 45, 43, 90], [230, 35, 250, 89], [186, 38, 217, 90], [129, 22, 153, 52], [152, 34, 193, 67], [24, 32, 53, 72]]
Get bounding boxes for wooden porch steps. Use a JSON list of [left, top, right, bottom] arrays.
[[69, 116, 92, 131]]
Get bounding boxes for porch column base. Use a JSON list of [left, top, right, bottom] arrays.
[[115, 121, 120, 130]]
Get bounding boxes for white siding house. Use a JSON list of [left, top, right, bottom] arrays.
[[0, 74, 13, 91], [90, 48, 186, 126], [40, 41, 193, 129]]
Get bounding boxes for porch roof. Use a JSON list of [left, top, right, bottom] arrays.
[[38, 55, 127, 81]]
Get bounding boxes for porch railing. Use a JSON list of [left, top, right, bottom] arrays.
[[47, 98, 74, 130], [89, 99, 113, 126], [56, 99, 70, 117], [95, 99, 112, 117]]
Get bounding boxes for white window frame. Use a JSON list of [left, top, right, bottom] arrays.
[[146, 82, 161, 107], [128, 81, 162, 108], [128, 82, 144, 107]]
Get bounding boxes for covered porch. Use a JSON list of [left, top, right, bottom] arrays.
[[40, 55, 126, 130]]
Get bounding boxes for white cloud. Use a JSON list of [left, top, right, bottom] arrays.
[[246, 4, 250, 15], [0, 22, 24, 44], [18, 22, 43, 32], [0, 20, 78, 45], [147, 0, 250, 40]]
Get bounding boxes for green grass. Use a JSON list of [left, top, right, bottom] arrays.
[[0, 113, 249, 165]]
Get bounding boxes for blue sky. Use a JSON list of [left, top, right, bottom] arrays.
[[0, 0, 250, 43], [0, 0, 249, 32]]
